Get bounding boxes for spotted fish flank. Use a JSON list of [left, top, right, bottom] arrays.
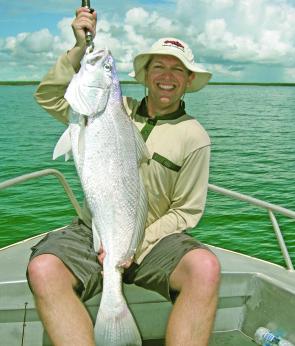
[[53, 48, 148, 346]]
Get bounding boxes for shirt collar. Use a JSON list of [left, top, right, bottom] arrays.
[[137, 97, 186, 121]]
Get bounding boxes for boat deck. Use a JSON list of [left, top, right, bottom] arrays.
[[143, 330, 255, 345], [1, 231, 295, 346], [1, 169, 295, 345], [42, 330, 255, 345]]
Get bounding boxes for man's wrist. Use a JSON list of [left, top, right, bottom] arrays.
[[67, 45, 86, 72]]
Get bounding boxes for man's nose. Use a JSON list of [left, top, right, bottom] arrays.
[[161, 68, 173, 79]]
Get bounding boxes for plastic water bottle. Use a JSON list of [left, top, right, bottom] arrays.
[[254, 327, 294, 346]]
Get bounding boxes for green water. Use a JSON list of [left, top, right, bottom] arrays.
[[0, 84, 294, 266]]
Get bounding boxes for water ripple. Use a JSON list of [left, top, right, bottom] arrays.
[[0, 85, 294, 267]]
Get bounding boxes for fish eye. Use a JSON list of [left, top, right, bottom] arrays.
[[104, 63, 112, 72]]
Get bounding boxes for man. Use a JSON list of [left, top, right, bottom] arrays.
[[27, 7, 220, 346]]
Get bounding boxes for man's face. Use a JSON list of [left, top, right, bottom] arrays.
[[145, 54, 195, 114]]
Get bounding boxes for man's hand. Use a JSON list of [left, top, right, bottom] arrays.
[[118, 257, 134, 270], [97, 246, 134, 270], [98, 246, 106, 266], [72, 7, 97, 50], [67, 7, 97, 71]]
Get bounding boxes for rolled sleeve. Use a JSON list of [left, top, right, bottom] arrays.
[[34, 53, 76, 124]]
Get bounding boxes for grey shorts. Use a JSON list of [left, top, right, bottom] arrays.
[[28, 218, 209, 302]]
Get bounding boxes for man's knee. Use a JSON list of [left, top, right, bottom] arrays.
[[189, 249, 220, 286], [27, 254, 76, 295], [170, 249, 221, 292]]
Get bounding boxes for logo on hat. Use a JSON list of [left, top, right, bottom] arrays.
[[163, 40, 185, 51]]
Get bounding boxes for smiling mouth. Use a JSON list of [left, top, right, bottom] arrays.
[[157, 83, 175, 91]]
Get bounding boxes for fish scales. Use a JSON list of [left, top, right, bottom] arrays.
[[83, 103, 139, 260], [53, 49, 148, 346]]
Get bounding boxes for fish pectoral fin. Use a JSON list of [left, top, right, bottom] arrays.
[[65, 152, 72, 161], [53, 128, 72, 160]]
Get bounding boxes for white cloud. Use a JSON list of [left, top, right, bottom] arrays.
[[125, 7, 150, 26], [258, 30, 290, 62], [209, 64, 243, 78], [1, 0, 295, 81], [124, 24, 147, 46], [194, 2, 295, 66], [5, 37, 17, 51], [21, 29, 54, 53], [44, 17, 77, 54], [202, 0, 234, 9], [96, 20, 111, 33], [177, 0, 295, 62], [196, 19, 258, 62], [284, 67, 295, 81], [3, 30, 55, 56], [57, 17, 75, 42], [124, 7, 181, 37]]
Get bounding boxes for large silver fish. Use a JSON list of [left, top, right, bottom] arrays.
[[53, 48, 148, 346]]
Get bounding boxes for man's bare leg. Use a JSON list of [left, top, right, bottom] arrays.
[[27, 254, 95, 346], [166, 249, 220, 346]]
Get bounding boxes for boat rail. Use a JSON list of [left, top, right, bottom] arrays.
[[0, 168, 83, 219], [0, 169, 294, 270], [208, 184, 295, 271]]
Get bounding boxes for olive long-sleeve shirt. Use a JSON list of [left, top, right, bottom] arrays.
[[35, 53, 211, 263]]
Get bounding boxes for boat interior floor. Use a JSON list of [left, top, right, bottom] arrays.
[[1, 233, 295, 346], [43, 330, 255, 346], [143, 329, 254, 345]]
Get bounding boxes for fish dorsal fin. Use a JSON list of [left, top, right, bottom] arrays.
[[53, 127, 72, 160]]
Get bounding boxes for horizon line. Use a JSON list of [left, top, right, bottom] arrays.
[[1, 81, 295, 87]]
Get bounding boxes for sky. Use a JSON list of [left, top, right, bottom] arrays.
[[1, 0, 295, 82]]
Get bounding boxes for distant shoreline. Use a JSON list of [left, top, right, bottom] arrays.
[[209, 82, 295, 87], [1, 81, 295, 87]]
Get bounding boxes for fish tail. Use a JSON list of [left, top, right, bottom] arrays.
[[94, 268, 142, 346], [94, 299, 142, 346]]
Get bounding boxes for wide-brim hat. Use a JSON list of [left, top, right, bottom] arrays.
[[129, 37, 212, 93]]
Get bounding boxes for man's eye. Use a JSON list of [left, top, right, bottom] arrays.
[[174, 67, 185, 72]]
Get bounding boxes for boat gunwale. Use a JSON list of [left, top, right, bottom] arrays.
[[0, 169, 294, 270]]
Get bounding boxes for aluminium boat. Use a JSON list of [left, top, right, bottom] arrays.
[[0, 169, 294, 345]]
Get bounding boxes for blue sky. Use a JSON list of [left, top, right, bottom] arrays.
[[1, 0, 295, 82]]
